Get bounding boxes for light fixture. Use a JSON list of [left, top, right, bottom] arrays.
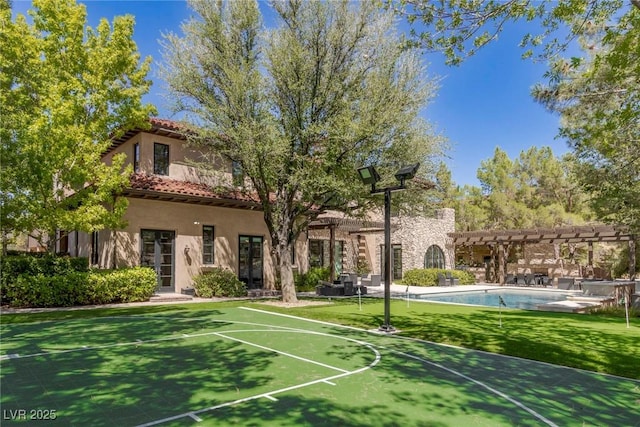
[[357, 165, 381, 186], [394, 163, 420, 183], [357, 162, 421, 333]]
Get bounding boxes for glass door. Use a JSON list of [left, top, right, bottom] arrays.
[[141, 229, 175, 292], [239, 235, 263, 289]]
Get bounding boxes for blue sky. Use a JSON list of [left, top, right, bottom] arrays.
[[12, 0, 570, 187]]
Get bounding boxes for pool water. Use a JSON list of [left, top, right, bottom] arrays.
[[404, 289, 572, 310]]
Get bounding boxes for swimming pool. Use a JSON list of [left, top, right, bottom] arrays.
[[400, 289, 573, 310]]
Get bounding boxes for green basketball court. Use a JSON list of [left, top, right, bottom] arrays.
[[1, 305, 638, 426]]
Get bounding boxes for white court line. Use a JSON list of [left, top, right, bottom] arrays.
[[0, 318, 314, 361], [135, 328, 381, 427], [214, 331, 349, 374], [240, 307, 559, 427]]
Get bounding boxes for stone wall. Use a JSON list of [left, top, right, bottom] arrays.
[[371, 208, 455, 276]]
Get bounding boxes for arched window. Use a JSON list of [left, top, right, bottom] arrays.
[[424, 245, 445, 269]]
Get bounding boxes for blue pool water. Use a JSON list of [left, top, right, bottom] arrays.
[[403, 290, 572, 310]]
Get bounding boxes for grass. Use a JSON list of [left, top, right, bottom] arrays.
[[247, 297, 640, 379], [2, 297, 639, 379]]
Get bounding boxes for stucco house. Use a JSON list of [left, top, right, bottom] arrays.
[[45, 118, 455, 294]]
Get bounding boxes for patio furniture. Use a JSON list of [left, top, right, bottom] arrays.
[[361, 274, 381, 287], [437, 273, 448, 286], [445, 272, 460, 286], [515, 274, 525, 286], [505, 274, 515, 285], [557, 277, 575, 290], [525, 274, 536, 286], [316, 280, 344, 296]]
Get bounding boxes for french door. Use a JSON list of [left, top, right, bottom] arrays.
[[141, 229, 175, 292], [239, 235, 263, 289]]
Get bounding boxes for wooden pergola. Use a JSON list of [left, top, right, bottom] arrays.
[[449, 225, 636, 284], [308, 217, 386, 282]]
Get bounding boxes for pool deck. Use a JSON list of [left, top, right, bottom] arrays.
[[371, 283, 598, 313]]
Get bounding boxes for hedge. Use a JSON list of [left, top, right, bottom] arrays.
[[1, 254, 90, 304], [4, 267, 157, 308], [193, 268, 247, 298], [402, 268, 476, 286]]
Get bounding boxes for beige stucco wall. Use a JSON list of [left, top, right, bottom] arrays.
[[105, 132, 232, 187], [104, 197, 285, 292]]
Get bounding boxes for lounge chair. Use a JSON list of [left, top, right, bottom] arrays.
[[516, 274, 525, 286], [505, 274, 515, 285], [557, 277, 575, 290]]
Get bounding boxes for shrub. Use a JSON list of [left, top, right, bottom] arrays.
[[402, 268, 476, 286], [86, 267, 157, 304], [294, 267, 331, 292], [4, 267, 156, 308], [193, 268, 247, 298], [1, 254, 89, 304]]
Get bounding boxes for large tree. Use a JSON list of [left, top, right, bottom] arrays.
[[0, 0, 155, 253], [162, 0, 441, 302], [533, 5, 640, 231], [392, 0, 632, 65]]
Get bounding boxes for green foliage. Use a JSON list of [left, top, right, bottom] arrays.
[[0, 254, 89, 302], [402, 268, 475, 286], [193, 268, 247, 298], [0, 0, 156, 251], [294, 267, 331, 292], [161, 0, 442, 301], [443, 147, 591, 231], [611, 245, 640, 279], [3, 267, 156, 308], [533, 10, 640, 232], [392, 0, 627, 65]]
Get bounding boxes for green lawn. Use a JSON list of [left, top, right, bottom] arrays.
[[251, 297, 640, 380]]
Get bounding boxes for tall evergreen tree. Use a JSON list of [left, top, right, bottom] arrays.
[[533, 4, 640, 231]]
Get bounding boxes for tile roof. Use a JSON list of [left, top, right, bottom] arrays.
[[105, 117, 189, 155], [124, 173, 262, 209]]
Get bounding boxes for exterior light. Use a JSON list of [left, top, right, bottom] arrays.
[[357, 166, 381, 186], [394, 163, 420, 183], [357, 163, 420, 333]]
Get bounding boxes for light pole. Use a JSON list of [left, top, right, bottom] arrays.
[[357, 163, 420, 333]]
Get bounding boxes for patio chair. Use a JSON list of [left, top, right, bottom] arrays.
[[437, 273, 448, 286], [505, 274, 515, 285], [525, 274, 536, 286], [445, 272, 460, 286], [516, 274, 525, 286]]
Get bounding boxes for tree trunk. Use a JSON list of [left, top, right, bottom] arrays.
[[275, 240, 297, 303]]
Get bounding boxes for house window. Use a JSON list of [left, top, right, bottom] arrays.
[[291, 241, 296, 265], [424, 244, 445, 269], [380, 244, 402, 280], [91, 231, 99, 265], [154, 143, 169, 175], [58, 230, 69, 254], [309, 239, 324, 268], [232, 160, 244, 186], [202, 225, 214, 264], [133, 143, 140, 173]]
